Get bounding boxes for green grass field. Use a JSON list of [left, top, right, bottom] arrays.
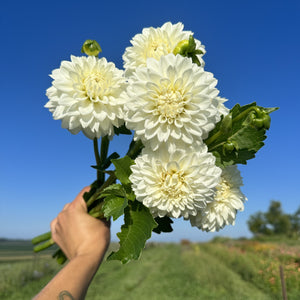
[[0, 238, 299, 299]]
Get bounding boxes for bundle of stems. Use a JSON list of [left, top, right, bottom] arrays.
[[31, 137, 143, 264]]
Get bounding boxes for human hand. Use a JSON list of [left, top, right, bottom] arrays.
[[50, 187, 110, 262]]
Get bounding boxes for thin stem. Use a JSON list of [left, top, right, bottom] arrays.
[[89, 202, 104, 215], [204, 130, 223, 148], [208, 141, 226, 152], [86, 174, 116, 207], [90, 211, 105, 218], [86, 139, 144, 208], [232, 106, 261, 124], [33, 238, 55, 252], [32, 231, 52, 245], [100, 136, 109, 165], [99, 136, 110, 183], [126, 139, 144, 159], [93, 138, 101, 181]]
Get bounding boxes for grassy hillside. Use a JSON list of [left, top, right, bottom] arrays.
[[0, 239, 55, 262], [0, 239, 299, 299]]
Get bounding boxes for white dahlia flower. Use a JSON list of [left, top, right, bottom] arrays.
[[123, 22, 205, 76], [189, 165, 247, 232], [45, 55, 127, 139], [216, 96, 230, 116], [124, 54, 221, 150], [130, 143, 222, 219]]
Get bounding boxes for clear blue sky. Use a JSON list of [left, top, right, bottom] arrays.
[[1, 0, 299, 242]]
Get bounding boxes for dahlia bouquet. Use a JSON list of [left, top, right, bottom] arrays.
[[32, 22, 278, 264]]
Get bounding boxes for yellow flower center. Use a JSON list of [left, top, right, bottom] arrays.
[[154, 87, 186, 123], [146, 38, 171, 60], [215, 178, 231, 201], [83, 72, 106, 101], [159, 164, 188, 201]]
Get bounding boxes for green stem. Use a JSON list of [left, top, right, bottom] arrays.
[[33, 238, 55, 252], [86, 139, 144, 208], [86, 174, 116, 207], [208, 141, 226, 152], [53, 249, 67, 265], [99, 136, 110, 183], [126, 139, 144, 159], [89, 202, 103, 214], [32, 231, 51, 245], [204, 130, 223, 148], [100, 136, 109, 164], [90, 211, 105, 218], [93, 138, 101, 181], [232, 106, 261, 124]]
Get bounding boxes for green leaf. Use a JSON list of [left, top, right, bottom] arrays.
[[114, 124, 132, 135], [101, 152, 120, 169], [213, 149, 257, 166], [230, 126, 266, 150], [153, 216, 173, 234], [102, 196, 128, 221], [107, 201, 157, 264], [91, 152, 120, 171], [101, 184, 128, 221], [101, 183, 126, 198], [261, 107, 279, 114], [205, 102, 278, 167], [111, 156, 135, 185]]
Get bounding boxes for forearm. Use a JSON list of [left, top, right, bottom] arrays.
[[33, 254, 102, 300]]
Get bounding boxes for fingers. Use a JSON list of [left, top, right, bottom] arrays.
[[50, 186, 91, 242], [72, 186, 91, 211], [62, 203, 71, 211], [50, 217, 58, 241], [51, 203, 70, 239]]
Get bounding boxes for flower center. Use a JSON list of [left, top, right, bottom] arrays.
[[160, 166, 188, 201], [154, 88, 186, 123], [83, 72, 106, 101], [147, 38, 171, 60], [215, 178, 231, 201]]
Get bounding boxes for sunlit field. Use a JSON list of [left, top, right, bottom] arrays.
[[1, 238, 299, 300]]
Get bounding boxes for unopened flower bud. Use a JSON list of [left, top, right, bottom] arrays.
[[248, 107, 271, 130], [81, 40, 102, 57], [263, 114, 271, 129], [253, 118, 264, 129], [223, 141, 236, 156], [173, 40, 189, 55], [220, 113, 232, 135], [173, 35, 204, 66]]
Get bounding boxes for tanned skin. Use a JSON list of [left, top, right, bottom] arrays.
[[33, 187, 110, 300]]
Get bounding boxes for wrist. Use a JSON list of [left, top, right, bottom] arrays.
[[73, 250, 106, 267]]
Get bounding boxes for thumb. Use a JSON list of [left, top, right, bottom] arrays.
[[72, 186, 90, 212]]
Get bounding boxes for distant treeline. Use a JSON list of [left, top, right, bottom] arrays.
[[0, 238, 31, 242], [248, 200, 300, 237]]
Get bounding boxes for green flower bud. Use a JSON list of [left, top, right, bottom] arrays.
[[81, 40, 102, 56], [253, 118, 264, 129], [220, 113, 232, 135], [223, 140, 236, 156], [173, 40, 189, 55], [244, 107, 271, 130], [263, 114, 271, 130], [250, 108, 271, 130], [172, 35, 203, 66]]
